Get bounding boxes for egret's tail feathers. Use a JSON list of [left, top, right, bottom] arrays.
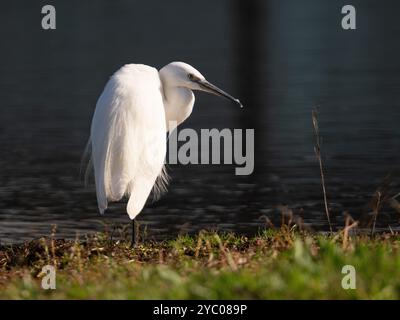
[[127, 176, 157, 220], [98, 204, 106, 215], [96, 167, 108, 215], [151, 165, 170, 201], [81, 138, 106, 214], [85, 158, 93, 188], [80, 138, 93, 187]]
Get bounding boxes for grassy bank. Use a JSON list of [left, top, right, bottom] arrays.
[[1, 226, 400, 299]]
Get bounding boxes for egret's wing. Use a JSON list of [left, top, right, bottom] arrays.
[[90, 64, 167, 219]]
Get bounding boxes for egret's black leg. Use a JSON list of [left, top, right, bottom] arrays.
[[131, 219, 135, 248]]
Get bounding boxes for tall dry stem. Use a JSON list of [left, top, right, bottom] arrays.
[[312, 109, 333, 233]]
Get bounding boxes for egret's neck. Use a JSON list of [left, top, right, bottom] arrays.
[[161, 84, 195, 132]]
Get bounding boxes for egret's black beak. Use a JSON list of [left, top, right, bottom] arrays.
[[197, 79, 243, 108]]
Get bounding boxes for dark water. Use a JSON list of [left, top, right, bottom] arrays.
[[1, 0, 400, 243]]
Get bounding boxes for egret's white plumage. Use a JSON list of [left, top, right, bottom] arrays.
[[88, 62, 241, 221]]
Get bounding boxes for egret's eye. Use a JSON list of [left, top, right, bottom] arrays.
[[188, 73, 197, 81]]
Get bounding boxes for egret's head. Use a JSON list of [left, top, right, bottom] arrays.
[[160, 62, 243, 108]]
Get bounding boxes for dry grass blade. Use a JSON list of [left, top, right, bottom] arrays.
[[50, 224, 58, 267], [342, 213, 358, 250], [259, 215, 275, 229], [371, 191, 382, 235], [312, 109, 333, 233], [214, 234, 237, 271], [368, 174, 394, 235]]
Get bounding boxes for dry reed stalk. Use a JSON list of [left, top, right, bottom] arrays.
[[371, 191, 382, 235], [50, 224, 57, 268], [312, 109, 333, 233], [342, 213, 358, 250]]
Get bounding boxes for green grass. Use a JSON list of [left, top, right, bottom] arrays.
[[1, 227, 400, 299]]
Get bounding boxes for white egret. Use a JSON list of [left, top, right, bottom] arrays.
[[87, 62, 242, 245]]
